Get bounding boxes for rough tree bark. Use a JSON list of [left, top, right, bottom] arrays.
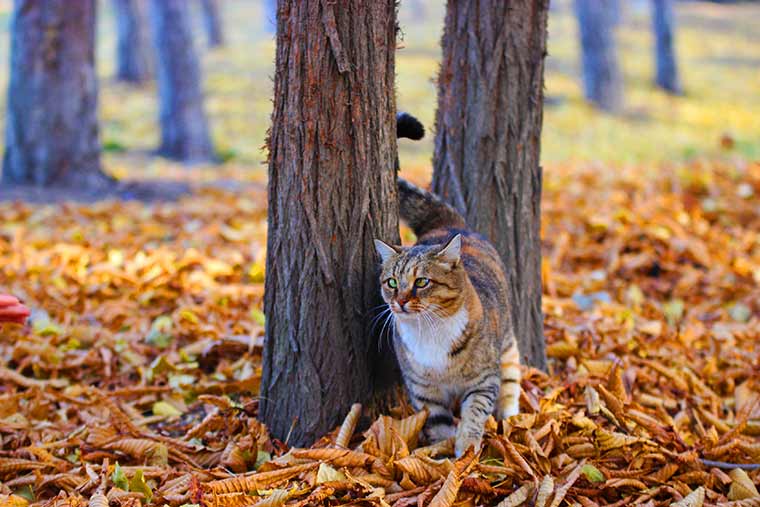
[[431, 0, 549, 370], [113, 0, 153, 83], [149, 0, 215, 162], [261, 1, 400, 446], [651, 0, 682, 94], [2, 0, 112, 189], [199, 0, 225, 48], [575, 0, 623, 111]]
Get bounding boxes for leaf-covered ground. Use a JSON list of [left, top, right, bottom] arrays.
[[2, 160, 760, 506], [2, 1, 760, 506]]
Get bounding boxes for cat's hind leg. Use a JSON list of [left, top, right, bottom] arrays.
[[496, 341, 521, 419]]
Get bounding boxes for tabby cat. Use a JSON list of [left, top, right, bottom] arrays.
[[374, 115, 521, 457]]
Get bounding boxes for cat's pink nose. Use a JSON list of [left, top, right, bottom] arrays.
[[397, 299, 409, 312]]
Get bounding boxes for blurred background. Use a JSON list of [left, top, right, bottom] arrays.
[[0, 0, 757, 187]]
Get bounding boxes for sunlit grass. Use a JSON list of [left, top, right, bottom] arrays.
[[0, 0, 757, 184]]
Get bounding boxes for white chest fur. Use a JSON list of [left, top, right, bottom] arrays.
[[396, 306, 469, 371]]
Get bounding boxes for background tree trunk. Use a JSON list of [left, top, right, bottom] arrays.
[[431, 0, 549, 371], [261, 1, 400, 446], [651, 0, 682, 94], [113, 0, 153, 83], [199, 0, 225, 48], [2, 0, 111, 189], [149, 0, 215, 162], [575, 0, 623, 111]]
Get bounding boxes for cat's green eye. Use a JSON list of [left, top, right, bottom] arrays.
[[414, 277, 430, 288], [386, 278, 398, 289]]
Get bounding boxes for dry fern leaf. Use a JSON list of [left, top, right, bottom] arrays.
[[335, 403, 361, 448], [534, 475, 554, 507], [251, 489, 289, 507], [183, 408, 223, 440], [87, 492, 108, 507], [728, 468, 760, 500], [221, 441, 249, 473], [648, 462, 680, 483], [671, 486, 705, 507], [202, 492, 258, 507], [414, 437, 454, 458], [395, 456, 446, 483], [104, 438, 169, 466], [717, 500, 760, 507], [157, 473, 193, 498], [394, 411, 427, 448], [206, 462, 318, 494], [604, 478, 647, 490], [292, 486, 335, 507], [594, 429, 644, 450], [0, 458, 48, 474], [0, 366, 68, 389], [427, 447, 477, 507], [495, 483, 534, 507], [549, 460, 584, 507], [292, 448, 389, 476]]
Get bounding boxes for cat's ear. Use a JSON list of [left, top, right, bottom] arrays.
[[374, 239, 400, 263], [436, 234, 461, 265]]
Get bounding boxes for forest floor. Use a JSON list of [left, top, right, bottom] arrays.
[[1, 1, 760, 506]]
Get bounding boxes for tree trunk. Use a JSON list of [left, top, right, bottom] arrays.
[[431, 0, 548, 371], [261, 1, 400, 446], [199, 0, 224, 48], [575, 0, 623, 111], [2, 0, 112, 189], [149, 0, 215, 162], [113, 0, 153, 83], [651, 0, 682, 94]]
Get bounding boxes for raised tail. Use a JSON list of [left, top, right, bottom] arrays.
[[397, 179, 466, 237], [395, 112, 465, 237]]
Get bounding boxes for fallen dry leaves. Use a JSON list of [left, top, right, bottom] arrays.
[[1, 161, 760, 506]]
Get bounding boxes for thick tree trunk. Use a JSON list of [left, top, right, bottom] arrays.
[[149, 0, 215, 162], [431, 0, 548, 371], [113, 0, 153, 83], [651, 0, 682, 94], [261, 1, 400, 446], [199, 0, 224, 48], [2, 0, 111, 189], [575, 0, 623, 111]]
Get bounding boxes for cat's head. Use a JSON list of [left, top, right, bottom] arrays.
[[373, 234, 465, 320]]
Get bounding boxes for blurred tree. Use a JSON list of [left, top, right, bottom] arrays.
[[651, 0, 682, 94], [113, 0, 153, 83], [575, 0, 623, 111], [261, 0, 400, 446], [150, 0, 215, 162], [199, 0, 225, 48], [431, 0, 549, 371], [2, 0, 113, 189]]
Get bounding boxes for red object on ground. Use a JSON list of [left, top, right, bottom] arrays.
[[0, 294, 30, 324]]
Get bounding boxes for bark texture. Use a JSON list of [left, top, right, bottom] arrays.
[[113, 0, 153, 83], [200, 0, 225, 48], [651, 0, 682, 94], [431, 0, 549, 370], [261, 1, 400, 446], [2, 0, 111, 189], [575, 0, 623, 111], [149, 0, 215, 162]]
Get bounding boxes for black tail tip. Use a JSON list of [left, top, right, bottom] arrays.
[[396, 112, 425, 140]]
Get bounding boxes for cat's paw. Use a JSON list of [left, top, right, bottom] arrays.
[[498, 399, 520, 420], [454, 430, 483, 458]]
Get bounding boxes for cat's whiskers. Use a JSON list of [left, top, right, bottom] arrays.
[[378, 309, 396, 352]]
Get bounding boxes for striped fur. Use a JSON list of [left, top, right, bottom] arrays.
[[375, 179, 522, 457]]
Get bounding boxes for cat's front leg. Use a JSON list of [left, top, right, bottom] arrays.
[[455, 377, 499, 457], [408, 391, 456, 444]]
